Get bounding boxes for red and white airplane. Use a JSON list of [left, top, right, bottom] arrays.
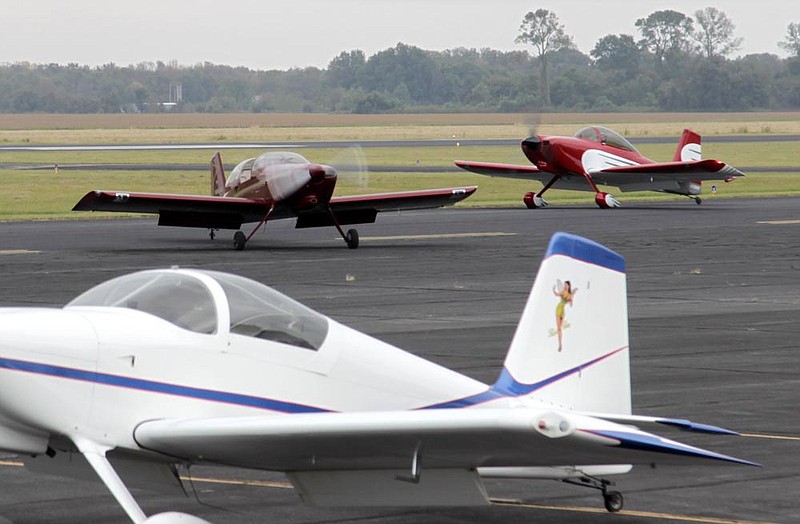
[[455, 126, 744, 209], [74, 151, 476, 250], [0, 233, 756, 523]]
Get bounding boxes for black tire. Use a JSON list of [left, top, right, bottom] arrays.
[[695, 197, 703, 205], [603, 491, 623, 513], [233, 231, 247, 251], [345, 228, 359, 249]]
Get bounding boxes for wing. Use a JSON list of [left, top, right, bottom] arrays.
[[134, 407, 755, 472], [454, 160, 549, 181], [295, 186, 476, 229], [72, 190, 278, 230], [74, 187, 476, 231], [591, 159, 745, 190]]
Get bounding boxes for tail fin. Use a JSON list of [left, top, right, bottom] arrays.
[[673, 129, 702, 162], [493, 233, 631, 414], [210, 152, 226, 196]]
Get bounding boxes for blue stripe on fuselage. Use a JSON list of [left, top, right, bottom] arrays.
[[420, 346, 627, 410], [0, 357, 330, 414], [1, 347, 626, 414]]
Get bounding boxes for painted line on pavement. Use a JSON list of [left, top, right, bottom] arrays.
[[357, 232, 517, 241]]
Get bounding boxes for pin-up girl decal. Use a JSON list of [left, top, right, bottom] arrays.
[[553, 279, 577, 352]]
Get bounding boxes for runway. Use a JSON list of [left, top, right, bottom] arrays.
[[0, 197, 798, 523]]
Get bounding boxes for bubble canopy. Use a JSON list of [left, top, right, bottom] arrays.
[[67, 269, 328, 350], [574, 126, 638, 153]]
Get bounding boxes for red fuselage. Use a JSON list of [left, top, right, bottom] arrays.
[[225, 153, 338, 214]]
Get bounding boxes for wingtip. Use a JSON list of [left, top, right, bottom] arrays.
[[656, 418, 741, 436], [588, 429, 761, 467]]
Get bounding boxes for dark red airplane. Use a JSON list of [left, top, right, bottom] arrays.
[[455, 126, 744, 209], [74, 151, 476, 250]]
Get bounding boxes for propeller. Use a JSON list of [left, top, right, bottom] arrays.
[[329, 146, 369, 193]]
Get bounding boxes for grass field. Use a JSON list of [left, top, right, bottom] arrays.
[[1, 112, 798, 220]]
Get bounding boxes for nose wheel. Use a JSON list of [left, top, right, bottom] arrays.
[[603, 490, 624, 512]]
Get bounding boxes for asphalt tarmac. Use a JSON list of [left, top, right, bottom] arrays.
[[0, 197, 798, 523]]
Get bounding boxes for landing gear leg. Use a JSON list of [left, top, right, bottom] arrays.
[[326, 207, 359, 249], [233, 205, 275, 251], [563, 475, 623, 513]]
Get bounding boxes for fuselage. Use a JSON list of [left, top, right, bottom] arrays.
[[0, 270, 503, 458], [224, 151, 338, 213], [522, 134, 654, 179]]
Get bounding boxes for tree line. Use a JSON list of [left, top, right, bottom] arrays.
[[1, 10, 798, 114]]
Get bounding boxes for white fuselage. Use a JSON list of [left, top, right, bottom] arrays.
[[0, 305, 504, 457]]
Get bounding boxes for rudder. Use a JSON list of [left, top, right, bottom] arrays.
[[493, 233, 630, 414], [673, 129, 702, 162], [210, 152, 226, 196]]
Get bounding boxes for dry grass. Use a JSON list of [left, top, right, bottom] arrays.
[[2, 112, 800, 145]]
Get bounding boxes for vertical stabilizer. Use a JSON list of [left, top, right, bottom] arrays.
[[673, 129, 702, 162], [210, 152, 226, 196], [493, 233, 631, 414]]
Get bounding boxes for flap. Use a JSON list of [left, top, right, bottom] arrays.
[[288, 468, 489, 507]]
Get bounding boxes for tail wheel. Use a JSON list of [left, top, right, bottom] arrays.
[[233, 231, 247, 251], [603, 491, 623, 512], [345, 228, 359, 249]]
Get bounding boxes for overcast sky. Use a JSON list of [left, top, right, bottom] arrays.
[[2, 1, 797, 70]]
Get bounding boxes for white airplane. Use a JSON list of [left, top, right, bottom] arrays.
[[0, 233, 756, 523]]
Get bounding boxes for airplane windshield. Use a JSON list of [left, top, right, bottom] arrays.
[[67, 272, 218, 334], [254, 151, 309, 166], [226, 158, 255, 188], [208, 271, 328, 351], [574, 126, 638, 153]]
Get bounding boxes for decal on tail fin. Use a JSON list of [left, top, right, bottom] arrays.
[[210, 152, 226, 196], [493, 233, 631, 415], [673, 129, 702, 162]]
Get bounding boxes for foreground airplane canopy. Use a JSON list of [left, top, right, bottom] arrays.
[[0, 233, 756, 523]]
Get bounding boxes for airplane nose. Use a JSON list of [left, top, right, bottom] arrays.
[[308, 164, 336, 182], [522, 135, 541, 151]]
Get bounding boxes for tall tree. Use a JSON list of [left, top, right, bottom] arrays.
[[693, 7, 743, 58], [636, 10, 695, 70], [515, 9, 575, 107], [326, 50, 366, 89], [778, 22, 800, 57], [591, 34, 641, 77]]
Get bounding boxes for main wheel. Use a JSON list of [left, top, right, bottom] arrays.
[[603, 491, 623, 512], [695, 197, 703, 205], [345, 228, 359, 249], [233, 231, 247, 251]]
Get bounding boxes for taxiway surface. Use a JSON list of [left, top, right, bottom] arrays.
[[0, 197, 798, 523]]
